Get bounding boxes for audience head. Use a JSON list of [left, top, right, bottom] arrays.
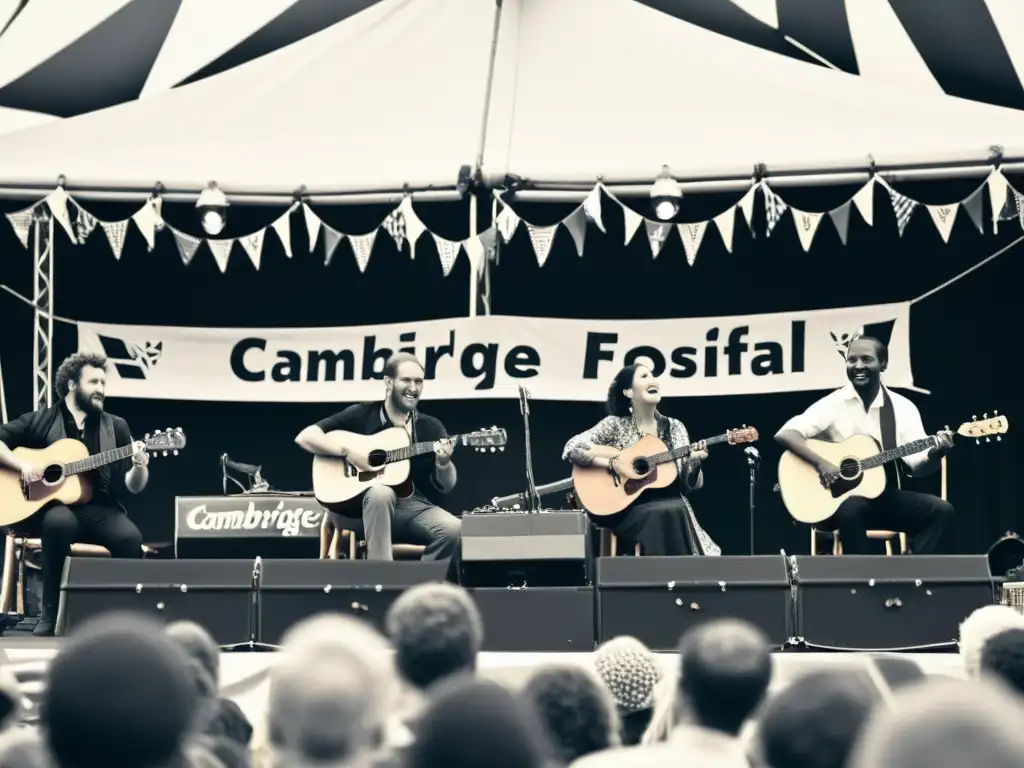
[[677, 618, 772, 736], [758, 669, 878, 768], [980, 627, 1024, 695], [41, 612, 198, 768], [959, 605, 1024, 678], [0, 728, 48, 768], [385, 583, 483, 690], [165, 621, 221, 685], [409, 677, 551, 768], [851, 678, 1024, 767], [0, 667, 24, 734], [594, 636, 661, 746], [522, 664, 620, 763]]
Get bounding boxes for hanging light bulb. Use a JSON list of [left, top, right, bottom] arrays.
[[196, 181, 229, 236], [650, 166, 682, 221]]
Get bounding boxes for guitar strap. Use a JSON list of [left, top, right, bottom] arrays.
[[879, 387, 902, 490]]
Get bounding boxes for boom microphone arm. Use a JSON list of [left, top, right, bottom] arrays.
[[518, 386, 541, 513], [221, 454, 270, 495]]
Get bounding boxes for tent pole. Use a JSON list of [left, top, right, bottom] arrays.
[[0, 187, 463, 207], [467, 194, 478, 318], [31, 212, 54, 411]]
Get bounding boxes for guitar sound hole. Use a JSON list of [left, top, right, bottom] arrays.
[[367, 449, 388, 469], [838, 458, 862, 480], [632, 458, 650, 475], [42, 464, 64, 485]]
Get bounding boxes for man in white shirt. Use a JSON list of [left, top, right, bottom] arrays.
[[775, 337, 954, 555]]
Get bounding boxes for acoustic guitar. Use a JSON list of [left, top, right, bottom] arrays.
[[572, 427, 759, 516], [313, 426, 507, 512], [777, 413, 1009, 525], [0, 428, 188, 527]]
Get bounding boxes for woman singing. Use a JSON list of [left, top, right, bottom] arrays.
[[562, 363, 720, 556]]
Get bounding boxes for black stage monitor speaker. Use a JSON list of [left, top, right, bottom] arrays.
[[58, 558, 255, 646], [597, 555, 793, 650], [258, 560, 449, 645], [460, 511, 591, 587], [794, 555, 995, 651], [469, 586, 596, 652]]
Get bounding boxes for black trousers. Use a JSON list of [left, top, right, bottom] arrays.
[[591, 495, 697, 556], [19, 500, 143, 617], [824, 490, 954, 555]]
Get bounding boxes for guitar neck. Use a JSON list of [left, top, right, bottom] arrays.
[[385, 435, 465, 463], [647, 433, 732, 466], [63, 444, 136, 477], [860, 436, 936, 470]]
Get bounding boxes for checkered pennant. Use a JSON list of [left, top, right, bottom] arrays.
[[763, 185, 789, 237], [74, 205, 98, 243], [381, 208, 406, 251], [888, 187, 917, 236]]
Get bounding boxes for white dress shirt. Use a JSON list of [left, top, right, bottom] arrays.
[[778, 384, 931, 474]]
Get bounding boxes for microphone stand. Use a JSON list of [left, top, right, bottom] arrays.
[[518, 386, 541, 513], [747, 450, 759, 555]]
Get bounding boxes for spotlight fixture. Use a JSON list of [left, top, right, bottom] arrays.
[[196, 181, 229, 236], [650, 166, 682, 221]]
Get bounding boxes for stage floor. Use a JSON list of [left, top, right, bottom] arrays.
[[0, 634, 966, 731]]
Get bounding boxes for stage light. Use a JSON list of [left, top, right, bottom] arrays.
[[650, 166, 682, 220], [196, 181, 229, 236]]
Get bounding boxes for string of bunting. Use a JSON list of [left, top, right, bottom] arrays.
[[2, 191, 497, 279], [495, 167, 1024, 266]]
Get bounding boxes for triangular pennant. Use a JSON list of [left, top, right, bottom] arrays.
[[171, 229, 202, 266], [239, 229, 266, 270], [887, 185, 917, 237], [100, 220, 128, 260], [208, 239, 234, 273], [5, 209, 34, 248], [131, 198, 162, 251], [381, 208, 407, 251], [479, 227, 498, 263], [526, 223, 557, 267], [621, 204, 644, 245], [963, 187, 984, 234], [853, 178, 876, 226], [989, 169, 1009, 234], [644, 219, 672, 258], [322, 226, 344, 266], [462, 233, 486, 278], [432, 232, 462, 277], [738, 184, 757, 233], [829, 202, 852, 246], [791, 209, 824, 252], [46, 187, 76, 243], [678, 221, 708, 266], [496, 205, 520, 244], [763, 185, 789, 237], [563, 207, 587, 256], [583, 185, 605, 233], [713, 207, 736, 253], [349, 231, 377, 273], [271, 206, 294, 258], [74, 205, 98, 243], [926, 203, 959, 244], [302, 203, 321, 251], [398, 197, 427, 259]]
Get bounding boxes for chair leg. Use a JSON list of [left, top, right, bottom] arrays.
[[15, 543, 25, 615], [328, 531, 340, 559], [899, 532, 908, 554], [833, 534, 842, 556], [0, 535, 15, 614], [810, 529, 817, 556], [609, 534, 618, 557], [349, 533, 357, 560], [634, 543, 641, 556], [884, 539, 893, 556]]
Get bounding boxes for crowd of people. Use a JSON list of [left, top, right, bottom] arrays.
[[0, 590, 1023, 767]]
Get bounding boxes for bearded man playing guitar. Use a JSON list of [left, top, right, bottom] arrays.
[[295, 352, 461, 562], [0, 353, 147, 636], [775, 336, 954, 555]]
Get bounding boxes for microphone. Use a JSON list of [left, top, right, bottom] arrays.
[[745, 446, 761, 462], [222, 454, 261, 475]]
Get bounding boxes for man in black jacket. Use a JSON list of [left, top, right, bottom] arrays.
[[295, 352, 461, 561], [0, 353, 147, 636]]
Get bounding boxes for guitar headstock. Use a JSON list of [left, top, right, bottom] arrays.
[[955, 412, 1009, 443], [143, 427, 187, 457], [727, 426, 759, 445], [465, 426, 508, 453]]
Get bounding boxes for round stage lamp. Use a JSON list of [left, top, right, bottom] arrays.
[[196, 182, 230, 236], [650, 166, 682, 221]]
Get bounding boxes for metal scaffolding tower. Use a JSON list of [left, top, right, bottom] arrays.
[[32, 209, 54, 411]]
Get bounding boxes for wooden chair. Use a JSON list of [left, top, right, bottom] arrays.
[[318, 512, 425, 560], [599, 528, 640, 557]]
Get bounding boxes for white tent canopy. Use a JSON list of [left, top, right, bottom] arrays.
[[0, 0, 496, 196], [480, 0, 1024, 187]]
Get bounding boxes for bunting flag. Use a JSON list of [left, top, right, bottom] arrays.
[[496, 205, 521, 244], [322, 226, 344, 266], [791, 209, 824, 252], [172, 229, 202, 266], [962, 187, 984, 233], [678, 221, 707, 266], [563, 207, 587, 256], [479, 227, 498, 264], [271, 207, 294, 258], [713, 207, 736, 253], [763, 185, 789, 237], [737, 184, 757, 233], [852, 178, 876, 226], [432, 232, 462, 277], [527, 223, 558, 267], [208, 239, 234, 273], [988, 169, 1009, 234], [398, 197, 428, 259], [349, 231, 377, 273], [100, 220, 128, 260], [830, 202, 852, 246], [381, 207, 406, 251], [622, 205, 644, 245], [5, 209, 33, 248], [643, 220, 670, 258], [463, 233, 485, 277], [302, 203, 321, 251], [886, 185, 917, 237], [46, 187, 76, 243], [926, 204, 959, 243], [239, 230, 266, 270], [74, 206, 98, 243], [583, 185, 605, 233], [131, 198, 162, 251]]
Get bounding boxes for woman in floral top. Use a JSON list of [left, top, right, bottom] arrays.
[[562, 363, 721, 556]]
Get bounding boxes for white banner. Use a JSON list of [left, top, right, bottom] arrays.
[[76, 303, 915, 402]]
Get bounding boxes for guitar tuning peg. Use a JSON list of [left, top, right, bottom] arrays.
[[173, 450, 179, 456], [984, 413, 989, 419], [155, 429, 162, 434], [972, 415, 977, 421], [499, 446, 505, 452], [162, 451, 168, 456], [144, 433, 149, 440], [986, 437, 991, 443], [997, 436, 1002, 442], [490, 447, 496, 453], [994, 410, 999, 416]]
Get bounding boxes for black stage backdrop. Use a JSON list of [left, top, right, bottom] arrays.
[[0, 176, 1020, 557]]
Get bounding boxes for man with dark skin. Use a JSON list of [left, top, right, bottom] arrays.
[[775, 337, 954, 554]]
